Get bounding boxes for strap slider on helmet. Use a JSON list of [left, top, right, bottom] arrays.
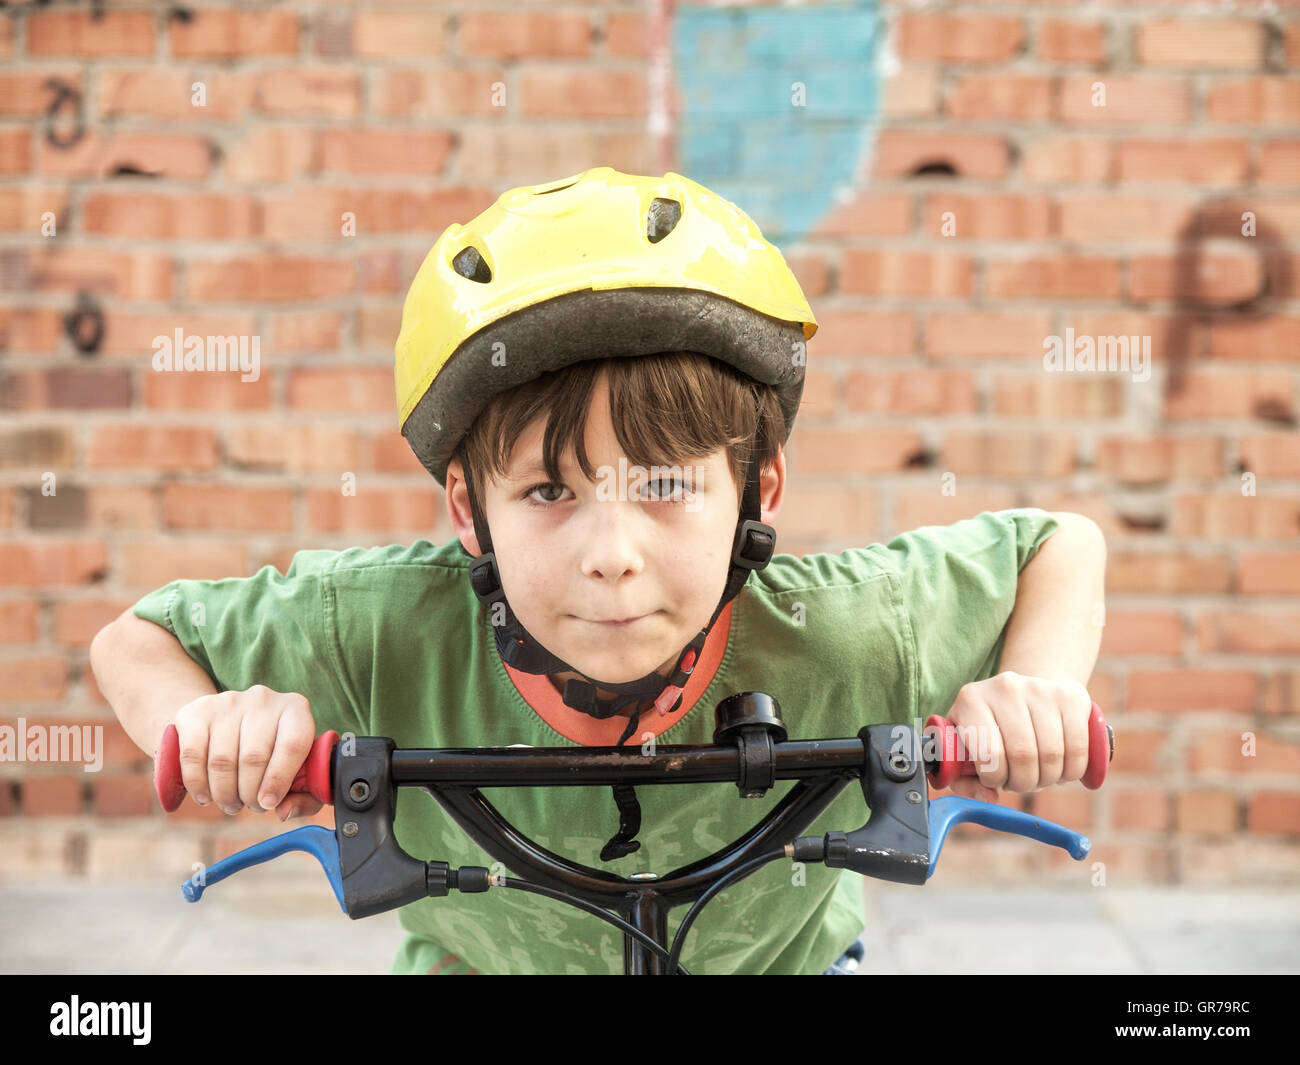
[[468, 551, 505, 605], [732, 519, 776, 570]]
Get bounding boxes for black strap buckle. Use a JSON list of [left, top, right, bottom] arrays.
[[731, 519, 775, 570]]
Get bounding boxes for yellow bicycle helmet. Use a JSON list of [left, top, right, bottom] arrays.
[[395, 165, 817, 487], [392, 168, 818, 860]]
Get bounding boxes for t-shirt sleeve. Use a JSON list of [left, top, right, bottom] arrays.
[[871, 508, 1061, 723], [130, 551, 366, 739]]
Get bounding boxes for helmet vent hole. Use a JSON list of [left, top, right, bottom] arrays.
[[453, 246, 492, 283], [646, 198, 682, 244]]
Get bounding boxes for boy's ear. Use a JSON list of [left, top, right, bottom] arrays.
[[444, 455, 483, 558], [758, 446, 786, 525]]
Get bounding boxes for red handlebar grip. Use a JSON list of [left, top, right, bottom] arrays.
[[153, 723, 339, 813], [925, 701, 1112, 791]]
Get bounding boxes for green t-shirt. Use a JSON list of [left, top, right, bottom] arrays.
[[131, 507, 1060, 974]]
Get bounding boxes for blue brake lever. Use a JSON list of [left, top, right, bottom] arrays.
[[182, 825, 345, 914], [928, 797, 1090, 879]]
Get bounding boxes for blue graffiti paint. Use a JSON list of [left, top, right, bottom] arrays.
[[674, 2, 884, 243]]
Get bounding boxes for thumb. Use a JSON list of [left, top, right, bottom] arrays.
[[950, 777, 999, 803], [276, 796, 324, 821]]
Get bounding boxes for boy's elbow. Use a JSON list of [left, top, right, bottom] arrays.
[[1050, 511, 1106, 558]]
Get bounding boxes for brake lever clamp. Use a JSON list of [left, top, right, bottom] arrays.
[[818, 723, 931, 885]]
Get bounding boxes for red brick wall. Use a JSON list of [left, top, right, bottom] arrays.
[[1, 2, 1297, 892]]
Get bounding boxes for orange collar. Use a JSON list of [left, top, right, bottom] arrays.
[[503, 601, 734, 745]]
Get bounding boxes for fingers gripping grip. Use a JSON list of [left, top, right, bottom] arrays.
[[153, 723, 339, 813], [924, 701, 1112, 791]]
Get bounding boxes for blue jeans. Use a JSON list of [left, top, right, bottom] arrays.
[[821, 934, 866, 975]]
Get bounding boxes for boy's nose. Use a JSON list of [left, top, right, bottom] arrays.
[[579, 501, 646, 579]]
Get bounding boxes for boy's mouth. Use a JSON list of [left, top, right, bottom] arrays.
[[573, 612, 657, 626]]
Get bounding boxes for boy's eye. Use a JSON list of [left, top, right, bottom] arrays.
[[638, 476, 689, 501], [524, 482, 570, 505]]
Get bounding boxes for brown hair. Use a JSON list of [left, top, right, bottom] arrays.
[[461, 351, 786, 509]]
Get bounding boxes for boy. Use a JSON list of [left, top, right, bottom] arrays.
[[91, 167, 1106, 975]]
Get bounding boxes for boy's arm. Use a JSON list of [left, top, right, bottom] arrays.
[[944, 511, 1107, 798], [996, 511, 1106, 686]]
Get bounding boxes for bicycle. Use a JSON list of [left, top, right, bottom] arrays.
[[154, 691, 1114, 975]]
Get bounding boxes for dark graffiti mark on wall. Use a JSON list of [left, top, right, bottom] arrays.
[[63, 291, 105, 357], [43, 78, 85, 150]]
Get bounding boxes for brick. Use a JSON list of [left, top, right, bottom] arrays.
[[922, 193, 1056, 240], [1106, 551, 1232, 594], [87, 426, 219, 471], [1094, 435, 1223, 485], [1137, 18, 1265, 69], [170, 10, 299, 59], [1239, 433, 1300, 477], [0, 307, 62, 353], [188, 257, 355, 301], [873, 130, 1010, 180], [1021, 136, 1113, 184], [225, 425, 362, 474], [1172, 496, 1300, 539], [1239, 553, 1300, 596], [84, 829, 205, 882], [97, 68, 194, 121], [1058, 195, 1197, 241], [892, 492, 1021, 535], [605, 11, 648, 59], [519, 68, 646, 118], [26, 485, 86, 531], [287, 368, 392, 412], [2, 369, 131, 413], [1110, 786, 1170, 831], [1126, 670, 1257, 713], [1208, 318, 1300, 363], [924, 311, 1052, 358], [0, 600, 38, 643], [0, 427, 76, 468], [454, 126, 648, 182], [0, 658, 64, 701], [357, 304, 403, 350], [1178, 838, 1300, 886], [268, 312, 343, 353], [986, 255, 1120, 300], [98, 311, 258, 358], [0, 185, 73, 233], [318, 129, 454, 176], [895, 14, 1024, 63], [254, 70, 360, 118], [1189, 730, 1300, 775], [1176, 790, 1238, 835], [1129, 252, 1262, 305], [1028, 787, 1094, 830], [350, 11, 448, 56], [39, 132, 212, 181], [0, 542, 107, 588], [1259, 141, 1300, 186], [1109, 729, 1177, 775], [1207, 78, 1300, 126], [844, 370, 978, 415], [840, 250, 972, 299], [776, 485, 875, 541], [882, 68, 939, 119], [1262, 672, 1300, 717], [306, 488, 439, 533], [939, 430, 1075, 478], [1196, 610, 1300, 655], [143, 372, 272, 412], [373, 67, 506, 118], [1036, 19, 1107, 64], [1164, 374, 1294, 423], [1246, 792, 1300, 836], [946, 74, 1052, 121], [1057, 75, 1191, 125], [791, 429, 923, 475], [369, 432, 429, 476], [223, 127, 315, 183], [1115, 139, 1249, 185], [20, 774, 85, 816], [87, 487, 158, 531], [20, 248, 173, 302], [162, 484, 294, 532], [0, 128, 30, 175], [992, 374, 1124, 418], [52, 600, 131, 647], [93, 775, 157, 818], [118, 543, 245, 588], [459, 12, 590, 59], [0, 72, 79, 118], [1099, 610, 1183, 657], [809, 191, 913, 238], [28, 11, 155, 56], [82, 192, 258, 240]]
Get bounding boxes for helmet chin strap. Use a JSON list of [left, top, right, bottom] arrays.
[[455, 440, 776, 862]]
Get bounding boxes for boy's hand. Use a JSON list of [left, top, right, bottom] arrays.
[[940, 671, 1094, 802], [171, 685, 321, 820]]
